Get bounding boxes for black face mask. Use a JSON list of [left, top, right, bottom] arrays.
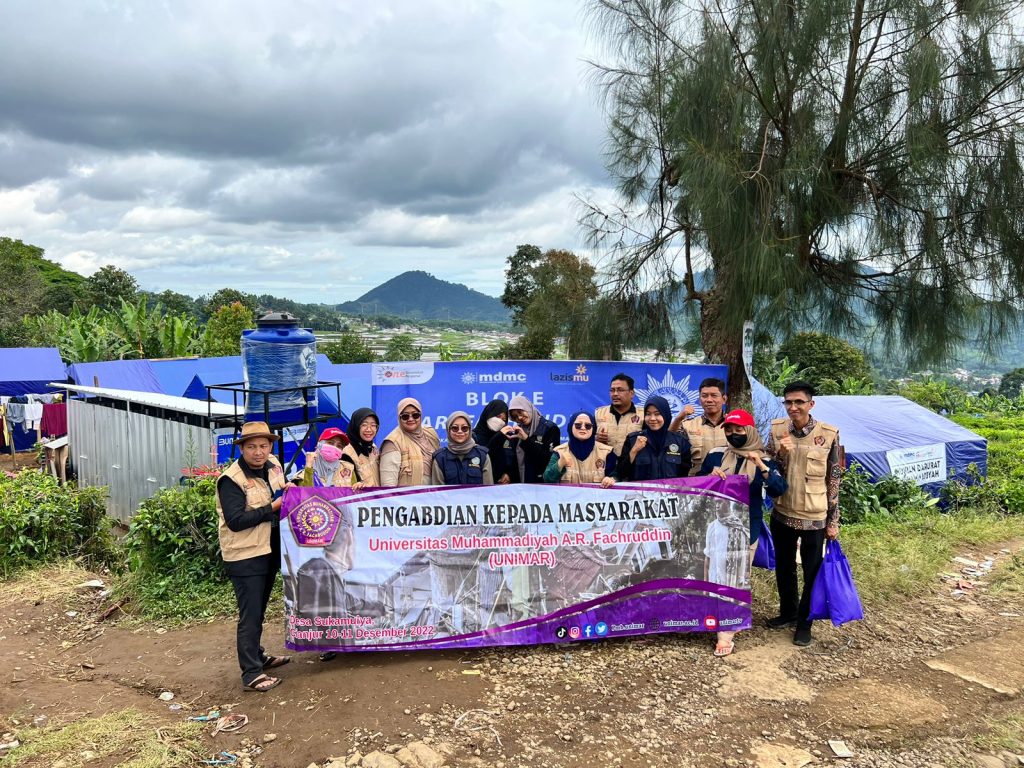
[[726, 433, 747, 449]]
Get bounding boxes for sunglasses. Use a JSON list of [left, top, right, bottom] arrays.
[[400, 412, 422, 422], [449, 424, 470, 433], [573, 422, 594, 431]]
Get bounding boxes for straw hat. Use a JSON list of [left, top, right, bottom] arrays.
[[232, 421, 280, 446]]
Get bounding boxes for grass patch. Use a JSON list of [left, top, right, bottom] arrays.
[[989, 551, 1024, 596], [1, 708, 207, 767], [0, 562, 98, 609], [841, 510, 1024, 603], [113, 572, 237, 625], [972, 710, 1024, 753]]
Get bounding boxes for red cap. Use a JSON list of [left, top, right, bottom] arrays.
[[319, 427, 349, 444], [722, 409, 755, 428]]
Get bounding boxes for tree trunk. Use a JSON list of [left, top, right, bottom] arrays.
[[698, 287, 750, 405]]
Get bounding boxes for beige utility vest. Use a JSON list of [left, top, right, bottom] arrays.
[[681, 415, 729, 476], [552, 442, 614, 484], [595, 404, 643, 456], [770, 419, 839, 521], [341, 444, 380, 486], [216, 456, 286, 562], [382, 427, 440, 487]]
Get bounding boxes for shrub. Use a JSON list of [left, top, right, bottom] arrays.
[[839, 463, 937, 524], [123, 477, 221, 589], [0, 470, 116, 576], [776, 332, 872, 391]]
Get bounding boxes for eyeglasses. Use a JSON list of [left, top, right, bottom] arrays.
[[573, 422, 594, 431], [400, 412, 422, 422], [609, 387, 631, 394], [449, 424, 470, 433], [783, 399, 809, 407]]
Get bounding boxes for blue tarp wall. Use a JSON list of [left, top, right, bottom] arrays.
[[0, 347, 66, 397]]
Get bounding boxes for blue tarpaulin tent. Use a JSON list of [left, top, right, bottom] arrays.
[[68, 359, 165, 393], [753, 389, 986, 495], [0, 347, 67, 451], [0, 347, 66, 397]]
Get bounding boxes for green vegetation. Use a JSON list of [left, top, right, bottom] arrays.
[[776, 332, 874, 394], [0, 472, 116, 578], [338, 269, 511, 324], [119, 477, 235, 621], [201, 301, 254, 358], [2, 708, 207, 767]]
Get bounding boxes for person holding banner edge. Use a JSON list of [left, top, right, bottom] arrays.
[[431, 410, 495, 485], [765, 380, 841, 647], [380, 398, 441, 487], [699, 408, 787, 656], [303, 427, 351, 487], [670, 377, 730, 475], [544, 410, 617, 486], [615, 396, 692, 480], [595, 373, 643, 457], [215, 421, 295, 692], [492, 395, 560, 484]]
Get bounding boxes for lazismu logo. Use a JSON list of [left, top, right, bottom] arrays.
[[475, 372, 527, 383]]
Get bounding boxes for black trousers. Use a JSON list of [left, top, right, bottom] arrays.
[[229, 571, 277, 685], [771, 517, 826, 630]]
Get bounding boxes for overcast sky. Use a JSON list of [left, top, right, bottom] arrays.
[[0, 0, 614, 302]]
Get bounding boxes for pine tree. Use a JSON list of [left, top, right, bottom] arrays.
[[583, 0, 1024, 394]]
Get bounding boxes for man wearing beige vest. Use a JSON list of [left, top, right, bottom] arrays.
[[670, 376, 729, 475], [216, 421, 294, 692], [595, 373, 643, 457], [765, 381, 841, 647]]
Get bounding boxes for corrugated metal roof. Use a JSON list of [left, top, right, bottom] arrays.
[[52, 382, 239, 417]]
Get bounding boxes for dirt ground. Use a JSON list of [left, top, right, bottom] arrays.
[[2, 541, 1023, 768]]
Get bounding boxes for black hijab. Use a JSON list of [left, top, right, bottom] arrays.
[[472, 399, 508, 445], [346, 407, 379, 457], [642, 396, 672, 453]]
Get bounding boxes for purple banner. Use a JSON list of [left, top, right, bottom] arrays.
[[280, 477, 753, 652]]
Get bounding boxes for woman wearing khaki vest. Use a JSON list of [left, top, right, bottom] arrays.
[[544, 410, 617, 487], [341, 407, 381, 488], [698, 408, 787, 657], [215, 421, 294, 692], [379, 397, 440, 487]]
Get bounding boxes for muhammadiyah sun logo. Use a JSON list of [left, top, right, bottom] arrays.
[[633, 371, 700, 416]]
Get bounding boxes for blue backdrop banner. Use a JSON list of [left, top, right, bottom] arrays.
[[368, 360, 728, 441]]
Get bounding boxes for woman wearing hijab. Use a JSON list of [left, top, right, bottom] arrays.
[[303, 427, 351, 487], [615, 395, 693, 480], [472, 399, 508, 447], [544, 410, 617, 487], [431, 411, 494, 485], [340, 407, 381, 488], [698, 408, 787, 657], [379, 398, 441, 487], [494, 395, 560, 484]]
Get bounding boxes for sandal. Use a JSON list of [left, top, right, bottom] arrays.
[[262, 654, 291, 670], [319, 651, 338, 662], [713, 641, 735, 657], [243, 674, 281, 693]]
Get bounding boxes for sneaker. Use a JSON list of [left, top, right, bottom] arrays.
[[318, 651, 338, 662], [793, 627, 812, 646], [767, 615, 797, 629]]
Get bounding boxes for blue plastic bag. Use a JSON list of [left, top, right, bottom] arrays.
[[752, 518, 775, 570], [808, 540, 864, 626]]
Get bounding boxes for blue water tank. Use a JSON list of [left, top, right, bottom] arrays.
[[241, 311, 318, 425]]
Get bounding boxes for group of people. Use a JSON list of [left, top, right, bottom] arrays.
[[215, 373, 841, 691]]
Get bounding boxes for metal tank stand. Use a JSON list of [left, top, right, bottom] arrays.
[[203, 380, 343, 476]]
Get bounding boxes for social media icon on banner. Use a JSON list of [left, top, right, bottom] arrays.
[[568, 626, 581, 639], [703, 615, 718, 630], [555, 626, 567, 639], [584, 624, 593, 638], [595, 621, 608, 636]]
